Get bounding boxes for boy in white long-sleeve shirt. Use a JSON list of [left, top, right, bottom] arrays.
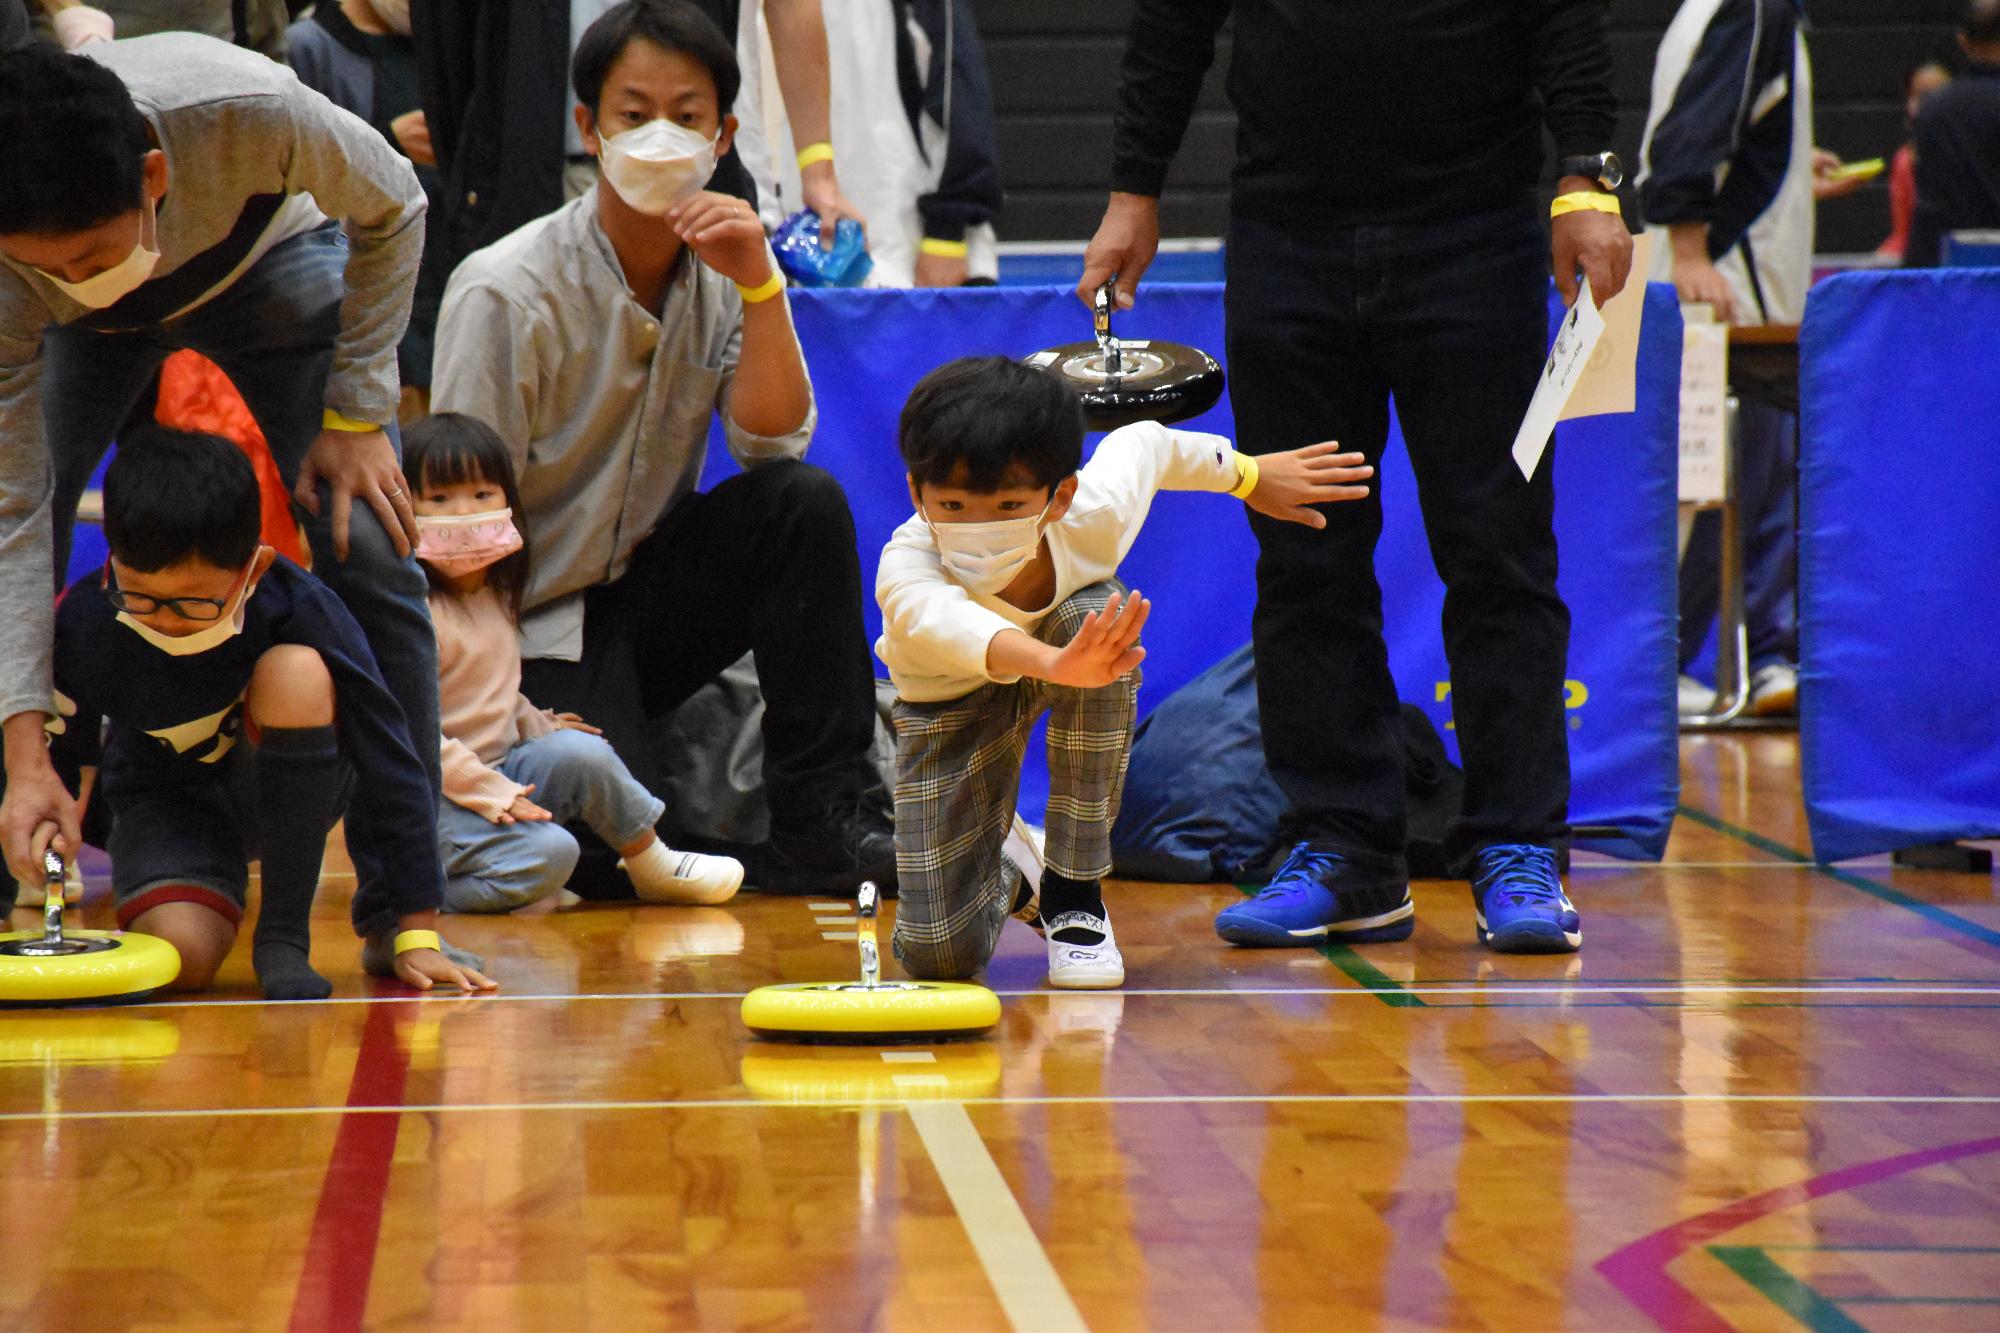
[[877, 356, 1373, 988]]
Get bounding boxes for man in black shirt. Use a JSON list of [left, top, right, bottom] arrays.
[[1908, 0, 2000, 267], [1082, 1, 1632, 955]]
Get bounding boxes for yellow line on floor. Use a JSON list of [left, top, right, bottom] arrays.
[[907, 1101, 1088, 1333]]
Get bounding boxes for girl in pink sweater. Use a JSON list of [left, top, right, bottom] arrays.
[[404, 414, 742, 912]]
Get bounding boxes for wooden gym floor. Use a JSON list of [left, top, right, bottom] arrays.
[[3, 731, 1997, 1331]]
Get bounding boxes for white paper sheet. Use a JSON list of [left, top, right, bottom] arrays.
[[1512, 281, 1607, 481], [1678, 310, 1730, 503]]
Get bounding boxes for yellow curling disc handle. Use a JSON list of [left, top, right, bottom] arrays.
[[856, 880, 881, 986]]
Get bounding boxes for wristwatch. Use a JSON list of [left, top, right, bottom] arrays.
[[1557, 151, 1624, 193]]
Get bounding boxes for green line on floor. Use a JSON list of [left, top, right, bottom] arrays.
[[1677, 805, 2000, 953], [1708, 1247, 1868, 1333], [1233, 885, 1426, 1007]]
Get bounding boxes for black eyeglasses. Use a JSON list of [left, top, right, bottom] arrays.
[[104, 563, 246, 621]]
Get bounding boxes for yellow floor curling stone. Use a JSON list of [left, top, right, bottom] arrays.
[[0, 849, 180, 1007], [741, 881, 999, 1043]]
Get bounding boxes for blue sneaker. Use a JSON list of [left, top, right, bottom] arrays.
[[1471, 844, 1581, 953], [1215, 843, 1414, 947]]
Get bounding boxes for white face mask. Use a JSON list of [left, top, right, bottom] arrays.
[[115, 557, 259, 658], [42, 192, 161, 309], [596, 118, 718, 215], [925, 496, 1054, 596]]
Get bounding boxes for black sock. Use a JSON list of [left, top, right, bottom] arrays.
[[253, 725, 342, 1000], [1040, 870, 1105, 945]]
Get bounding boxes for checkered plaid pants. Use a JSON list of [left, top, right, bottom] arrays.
[[891, 582, 1138, 979]]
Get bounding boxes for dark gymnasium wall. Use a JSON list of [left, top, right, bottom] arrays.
[[975, 0, 1968, 254]]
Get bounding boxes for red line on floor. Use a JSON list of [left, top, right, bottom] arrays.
[[1595, 1134, 2000, 1329], [287, 996, 412, 1332]]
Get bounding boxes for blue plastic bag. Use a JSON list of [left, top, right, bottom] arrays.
[[772, 210, 873, 288]]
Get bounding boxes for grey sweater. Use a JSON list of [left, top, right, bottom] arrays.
[[0, 32, 425, 725]]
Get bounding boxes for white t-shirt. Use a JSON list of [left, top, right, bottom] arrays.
[[875, 422, 1242, 703]]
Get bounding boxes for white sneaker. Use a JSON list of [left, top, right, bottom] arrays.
[[1747, 662, 1798, 717], [1002, 814, 1046, 935], [1046, 911, 1125, 989], [1677, 673, 1716, 717], [623, 845, 744, 905]]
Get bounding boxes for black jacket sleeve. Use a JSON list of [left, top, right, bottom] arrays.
[[1524, 0, 1617, 161], [1109, 0, 1232, 198], [916, 0, 1003, 243], [1640, 0, 1795, 228], [1, 0, 30, 53]]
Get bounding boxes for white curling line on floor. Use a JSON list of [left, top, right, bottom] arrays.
[[115, 983, 2000, 1010], [5, 1092, 2000, 1125], [907, 1101, 1088, 1333]]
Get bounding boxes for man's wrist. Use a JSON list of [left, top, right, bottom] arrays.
[[4, 711, 52, 769]]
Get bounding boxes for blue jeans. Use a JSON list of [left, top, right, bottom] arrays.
[[438, 729, 666, 913], [41, 225, 442, 805]]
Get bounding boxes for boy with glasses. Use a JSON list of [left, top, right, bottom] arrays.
[[41, 426, 493, 999]]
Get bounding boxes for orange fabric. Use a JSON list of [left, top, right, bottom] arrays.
[[154, 350, 306, 563]]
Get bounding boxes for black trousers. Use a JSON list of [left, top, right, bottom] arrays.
[[520, 460, 881, 838], [1224, 198, 1570, 866]]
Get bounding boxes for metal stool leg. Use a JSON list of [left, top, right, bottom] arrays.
[[1684, 396, 1753, 730]]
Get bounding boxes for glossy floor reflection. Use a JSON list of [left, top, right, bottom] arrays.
[[2, 734, 1996, 1330]]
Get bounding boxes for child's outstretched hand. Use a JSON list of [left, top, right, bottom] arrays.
[[1244, 441, 1373, 528], [497, 785, 553, 824], [1045, 590, 1151, 689], [395, 947, 498, 993], [552, 712, 602, 735]]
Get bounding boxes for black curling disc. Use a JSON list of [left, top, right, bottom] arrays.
[[1027, 339, 1226, 431]]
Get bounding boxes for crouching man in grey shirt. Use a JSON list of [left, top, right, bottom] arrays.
[[432, 1, 894, 897], [0, 34, 437, 894]]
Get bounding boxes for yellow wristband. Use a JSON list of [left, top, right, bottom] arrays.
[[394, 929, 442, 956], [1550, 191, 1623, 220], [736, 272, 786, 305], [919, 237, 969, 259], [1227, 452, 1260, 500], [796, 141, 834, 169], [322, 408, 380, 433]]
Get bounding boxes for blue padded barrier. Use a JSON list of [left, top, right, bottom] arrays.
[[704, 281, 1682, 860], [1799, 270, 2000, 861]]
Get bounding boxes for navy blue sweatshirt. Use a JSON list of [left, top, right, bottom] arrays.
[[49, 559, 442, 930], [1110, 0, 1617, 223]]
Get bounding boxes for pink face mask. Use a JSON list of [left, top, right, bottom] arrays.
[[414, 509, 523, 577]]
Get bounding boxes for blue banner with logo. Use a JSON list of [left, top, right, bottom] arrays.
[[1799, 271, 2000, 862], [706, 282, 1681, 860]]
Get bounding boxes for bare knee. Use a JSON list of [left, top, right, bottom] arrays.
[[248, 645, 335, 730], [126, 900, 238, 990]]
